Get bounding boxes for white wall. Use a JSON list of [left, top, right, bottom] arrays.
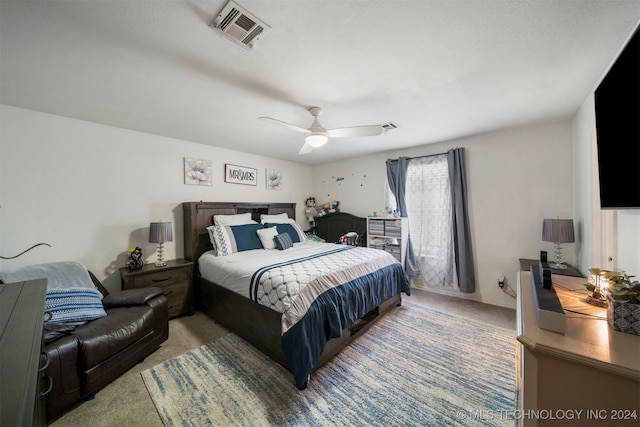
[[3, 104, 634, 307], [313, 120, 574, 309], [618, 210, 640, 275], [572, 93, 598, 272], [573, 92, 640, 278], [0, 105, 313, 293]]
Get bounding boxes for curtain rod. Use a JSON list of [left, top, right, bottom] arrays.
[[387, 151, 448, 162]]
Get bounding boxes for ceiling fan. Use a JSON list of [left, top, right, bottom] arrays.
[[259, 107, 384, 155]]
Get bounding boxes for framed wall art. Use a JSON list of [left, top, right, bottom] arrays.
[[266, 168, 282, 190], [225, 164, 257, 186], [184, 157, 212, 186]]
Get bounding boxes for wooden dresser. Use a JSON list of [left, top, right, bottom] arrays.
[[517, 271, 640, 426], [0, 279, 48, 426]]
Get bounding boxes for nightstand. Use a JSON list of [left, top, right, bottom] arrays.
[[120, 259, 193, 319]]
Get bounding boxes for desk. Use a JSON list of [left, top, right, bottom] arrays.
[[517, 271, 640, 426]]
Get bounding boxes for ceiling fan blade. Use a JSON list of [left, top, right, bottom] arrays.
[[327, 125, 383, 138], [259, 117, 310, 134], [298, 142, 314, 155]]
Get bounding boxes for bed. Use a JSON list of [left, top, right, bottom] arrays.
[[182, 201, 410, 389]]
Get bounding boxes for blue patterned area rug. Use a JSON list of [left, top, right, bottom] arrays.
[[141, 302, 516, 426]]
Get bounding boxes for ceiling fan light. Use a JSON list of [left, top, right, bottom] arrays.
[[305, 132, 329, 147]]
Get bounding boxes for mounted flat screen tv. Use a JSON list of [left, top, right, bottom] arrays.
[[594, 27, 639, 209]]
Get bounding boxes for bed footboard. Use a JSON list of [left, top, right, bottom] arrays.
[[194, 274, 402, 379], [194, 274, 289, 368]]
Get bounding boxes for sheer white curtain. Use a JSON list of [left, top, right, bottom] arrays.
[[386, 154, 457, 290]]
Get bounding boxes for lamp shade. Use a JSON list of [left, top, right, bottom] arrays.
[[542, 219, 575, 243], [149, 222, 173, 244]]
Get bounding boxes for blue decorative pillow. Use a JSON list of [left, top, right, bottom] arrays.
[[45, 288, 107, 325], [211, 223, 264, 256], [264, 222, 306, 243], [274, 233, 294, 250]]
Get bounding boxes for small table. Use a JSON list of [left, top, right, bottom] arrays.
[[519, 258, 584, 277], [120, 259, 193, 319]]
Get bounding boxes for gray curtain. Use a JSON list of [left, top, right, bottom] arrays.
[[447, 148, 475, 293], [385, 157, 421, 276]]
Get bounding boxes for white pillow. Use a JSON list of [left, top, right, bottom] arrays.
[[213, 213, 256, 226], [259, 213, 289, 224], [262, 221, 307, 243], [256, 226, 278, 249]]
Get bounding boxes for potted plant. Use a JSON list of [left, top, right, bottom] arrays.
[[598, 270, 640, 335]]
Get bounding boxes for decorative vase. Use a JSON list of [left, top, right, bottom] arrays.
[[606, 295, 640, 336]]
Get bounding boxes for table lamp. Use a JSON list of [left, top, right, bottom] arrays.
[[149, 221, 172, 267], [542, 218, 575, 269]]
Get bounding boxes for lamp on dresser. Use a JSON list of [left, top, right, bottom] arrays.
[[149, 221, 172, 267], [542, 218, 575, 269]]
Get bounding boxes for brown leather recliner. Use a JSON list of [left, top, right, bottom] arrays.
[[41, 271, 169, 422]]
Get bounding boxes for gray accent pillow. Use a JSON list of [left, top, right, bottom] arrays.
[[274, 233, 294, 250]]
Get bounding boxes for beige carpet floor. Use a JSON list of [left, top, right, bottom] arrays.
[[50, 311, 227, 427], [50, 288, 516, 427]]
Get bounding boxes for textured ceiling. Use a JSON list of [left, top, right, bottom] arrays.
[[1, 0, 639, 165]]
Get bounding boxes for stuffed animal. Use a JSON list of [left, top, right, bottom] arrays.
[[305, 197, 317, 223], [339, 231, 359, 246], [317, 200, 340, 216]]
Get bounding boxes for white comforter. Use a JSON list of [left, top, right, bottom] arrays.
[[199, 240, 399, 317]]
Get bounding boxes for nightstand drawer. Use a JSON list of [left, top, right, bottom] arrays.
[[161, 281, 190, 319], [130, 268, 188, 288]]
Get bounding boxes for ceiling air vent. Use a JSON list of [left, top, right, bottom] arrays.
[[210, 0, 270, 50], [381, 122, 399, 134]]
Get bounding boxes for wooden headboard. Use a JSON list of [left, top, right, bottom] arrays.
[[182, 201, 296, 275]]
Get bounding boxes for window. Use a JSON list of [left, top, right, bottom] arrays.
[[386, 154, 457, 290]]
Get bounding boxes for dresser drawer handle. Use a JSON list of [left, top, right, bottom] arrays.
[[41, 376, 53, 396], [39, 352, 50, 371], [152, 276, 171, 283]]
